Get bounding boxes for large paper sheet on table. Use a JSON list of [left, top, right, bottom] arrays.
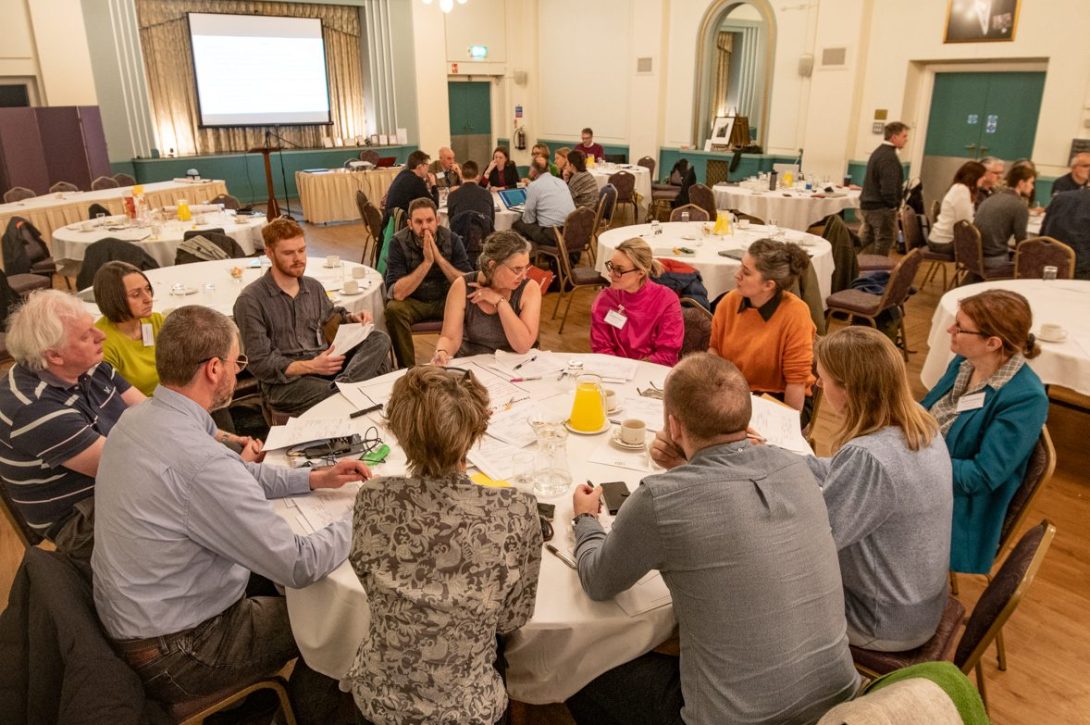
[[282, 483, 360, 534], [467, 436, 530, 481], [264, 417, 356, 451], [459, 361, 530, 412], [492, 349, 567, 378], [749, 395, 812, 455]]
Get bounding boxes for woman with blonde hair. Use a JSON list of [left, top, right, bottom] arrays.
[[432, 231, 541, 364], [591, 237, 683, 365], [806, 327, 953, 651], [921, 289, 1048, 574], [349, 365, 542, 724]]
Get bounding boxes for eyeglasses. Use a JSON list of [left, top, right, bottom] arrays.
[[951, 325, 989, 338], [199, 354, 248, 372], [604, 261, 639, 276], [503, 262, 530, 277]]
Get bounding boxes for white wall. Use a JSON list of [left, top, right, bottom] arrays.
[[445, 0, 506, 64], [409, 1, 452, 152], [0, 0, 96, 105]]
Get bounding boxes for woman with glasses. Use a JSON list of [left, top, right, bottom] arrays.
[[590, 238, 683, 365], [432, 231, 541, 364], [709, 239, 816, 420], [807, 327, 952, 651], [93, 261, 260, 456], [921, 289, 1048, 574], [348, 365, 542, 725]]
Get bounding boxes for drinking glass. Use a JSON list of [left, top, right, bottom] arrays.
[[1042, 265, 1058, 281]]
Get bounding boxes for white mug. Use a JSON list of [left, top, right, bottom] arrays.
[[620, 418, 646, 445], [343, 279, 360, 295], [1039, 323, 1065, 339], [604, 389, 618, 411], [326, 254, 340, 267], [351, 266, 367, 279]]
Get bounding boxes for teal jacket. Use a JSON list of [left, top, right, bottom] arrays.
[[921, 356, 1048, 574]]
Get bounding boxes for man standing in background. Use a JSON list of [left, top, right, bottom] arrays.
[[859, 122, 908, 256]]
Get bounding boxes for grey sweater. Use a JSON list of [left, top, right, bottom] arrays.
[[974, 188, 1028, 260], [807, 427, 953, 647], [575, 440, 857, 725]]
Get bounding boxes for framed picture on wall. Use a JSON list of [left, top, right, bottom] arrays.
[[943, 0, 1020, 43], [707, 116, 735, 151]]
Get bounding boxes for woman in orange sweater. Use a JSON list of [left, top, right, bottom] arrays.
[[709, 239, 816, 418]]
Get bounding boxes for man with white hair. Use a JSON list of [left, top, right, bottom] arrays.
[[429, 146, 462, 190], [0, 290, 145, 557], [1051, 151, 1090, 196], [976, 156, 1005, 207]]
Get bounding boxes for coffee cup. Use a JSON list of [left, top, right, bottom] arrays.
[[737, 218, 750, 230], [604, 389, 618, 412], [352, 266, 367, 279], [81, 220, 94, 232], [343, 279, 360, 295], [1039, 323, 1065, 340], [326, 254, 340, 267], [620, 418, 646, 445]]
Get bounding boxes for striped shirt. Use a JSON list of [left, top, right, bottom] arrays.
[[0, 362, 130, 537]]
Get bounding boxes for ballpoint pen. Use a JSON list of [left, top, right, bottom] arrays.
[[509, 376, 542, 383], [350, 403, 383, 419], [545, 544, 577, 569], [513, 355, 538, 371]]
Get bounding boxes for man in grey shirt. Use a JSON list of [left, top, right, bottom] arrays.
[[512, 156, 575, 247], [93, 306, 372, 711], [566, 354, 857, 725], [973, 165, 1035, 278]]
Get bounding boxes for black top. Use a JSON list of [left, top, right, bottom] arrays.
[[1051, 172, 1087, 197], [860, 143, 903, 210], [447, 182, 496, 226], [383, 226, 472, 303], [482, 163, 520, 189], [381, 168, 439, 230]]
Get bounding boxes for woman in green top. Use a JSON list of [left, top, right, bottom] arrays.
[[93, 261, 164, 397]]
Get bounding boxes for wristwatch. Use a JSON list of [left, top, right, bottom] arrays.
[[571, 512, 598, 528]]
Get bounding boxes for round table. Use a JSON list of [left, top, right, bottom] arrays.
[[78, 256, 386, 330], [52, 213, 266, 269], [596, 222, 836, 302], [712, 184, 860, 231], [591, 164, 652, 214], [920, 279, 1090, 396], [438, 191, 519, 232], [269, 354, 679, 703]]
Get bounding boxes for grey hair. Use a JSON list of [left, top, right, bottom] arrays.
[[980, 156, 1004, 168], [156, 305, 238, 386], [6, 290, 90, 371], [478, 231, 532, 284], [1070, 151, 1090, 166]]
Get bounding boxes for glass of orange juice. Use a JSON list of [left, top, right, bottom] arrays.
[[569, 374, 607, 433]]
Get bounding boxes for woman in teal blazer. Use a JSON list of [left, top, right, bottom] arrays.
[[921, 290, 1048, 574]]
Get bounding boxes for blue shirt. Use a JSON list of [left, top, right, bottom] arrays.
[[522, 173, 574, 228], [0, 362, 130, 537], [92, 385, 350, 640]]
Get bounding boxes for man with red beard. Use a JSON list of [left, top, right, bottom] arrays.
[[234, 218, 392, 415]]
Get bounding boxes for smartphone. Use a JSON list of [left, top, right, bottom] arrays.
[[537, 502, 556, 520], [599, 481, 631, 515]]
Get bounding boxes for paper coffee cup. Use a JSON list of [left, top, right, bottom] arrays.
[[620, 419, 646, 445]]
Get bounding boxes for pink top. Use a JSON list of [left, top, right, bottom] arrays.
[[591, 281, 684, 366]]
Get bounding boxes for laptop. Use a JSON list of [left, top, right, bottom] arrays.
[[376, 156, 397, 167], [498, 188, 528, 213]]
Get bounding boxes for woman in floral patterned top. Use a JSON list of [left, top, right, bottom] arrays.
[[349, 365, 542, 724]]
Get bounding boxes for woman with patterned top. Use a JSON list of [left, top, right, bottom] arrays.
[[348, 365, 542, 725], [921, 290, 1048, 574], [566, 149, 600, 211]]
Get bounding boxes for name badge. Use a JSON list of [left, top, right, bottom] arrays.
[[141, 322, 155, 347], [604, 308, 628, 330], [956, 392, 986, 413]]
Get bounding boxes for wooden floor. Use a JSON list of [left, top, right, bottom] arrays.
[[3, 216, 1087, 724]]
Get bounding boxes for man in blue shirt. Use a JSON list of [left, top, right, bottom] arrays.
[[512, 157, 575, 248], [93, 305, 372, 711]]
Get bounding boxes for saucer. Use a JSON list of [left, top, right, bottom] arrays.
[[1037, 329, 1068, 343], [610, 428, 646, 451], [323, 263, 342, 269], [168, 286, 198, 296], [565, 420, 610, 436]]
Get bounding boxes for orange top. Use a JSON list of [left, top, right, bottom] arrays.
[[709, 289, 815, 395]]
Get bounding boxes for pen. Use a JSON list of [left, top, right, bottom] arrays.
[[350, 403, 383, 419], [513, 355, 538, 371], [546, 544, 577, 569], [509, 376, 542, 383]]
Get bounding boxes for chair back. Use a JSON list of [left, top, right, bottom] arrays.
[[877, 248, 923, 313], [688, 183, 717, 219], [558, 207, 597, 260], [669, 204, 710, 222], [900, 206, 926, 251], [362, 202, 383, 266], [355, 189, 369, 222], [49, 181, 79, 193], [929, 198, 942, 223], [1014, 237, 1076, 279], [450, 210, 493, 268], [175, 231, 245, 265], [679, 297, 712, 356], [525, 265, 554, 293], [3, 186, 35, 203], [87, 203, 111, 220], [595, 183, 618, 231], [998, 427, 1055, 551], [90, 176, 119, 191], [2, 216, 51, 275], [953, 221, 985, 278], [208, 193, 241, 211], [76, 238, 160, 289], [608, 171, 636, 202], [637, 156, 656, 180], [360, 149, 382, 164], [954, 520, 1056, 673], [113, 173, 136, 187], [730, 208, 765, 225], [0, 482, 42, 547]]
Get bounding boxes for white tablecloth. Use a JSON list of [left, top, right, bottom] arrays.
[[438, 191, 518, 232], [920, 279, 1090, 396], [0, 180, 229, 255], [295, 168, 401, 224], [712, 185, 861, 231], [78, 257, 386, 331], [597, 222, 836, 302], [52, 213, 266, 269], [591, 165, 652, 214]]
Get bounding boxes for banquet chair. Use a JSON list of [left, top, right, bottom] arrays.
[[3, 186, 36, 203], [2, 216, 61, 292], [728, 209, 765, 225], [637, 156, 656, 180], [679, 297, 712, 356], [113, 173, 137, 187], [525, 265, 555, 294], [208, 193, 242, 211], [593, 184, 618, 237], [175, 230, 245, 264], [687, 184, 718, 220], [49, 181, 79, 193], [929, 198, 942, 224], [824, 249, 922, 360], [360, 149, 382, 165], [88, 202, 111, 219], [552, 207, 605, 333], [607, 171, 638, 226], [355, 189, 370, 219], [1013, 237, 1075, 279], [91, 176, 120, 191], [953, 220, 1012, 283], [851, 520, 1056, 711], [901, 205, 954, 290], [76, 238, 159, 290], [669, 204, 709, 223]]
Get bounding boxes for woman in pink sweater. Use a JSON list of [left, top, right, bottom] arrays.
[[591, 238, 683, 365]]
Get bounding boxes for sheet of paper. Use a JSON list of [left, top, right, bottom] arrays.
[[461, 361, 531, 412], [330, 322, 373, 355], [587, 435, 657, 473], [353, 368, 408, 405], [575, 354, 638, 382], [485, 398, 539, 448], [337, 381, 377, 411], [264, 417, 356, 451], [614, 571, 672, 616], [749, 395, 813, 455], [467, 436, 531, 481], [492, 349, 567, 378], [287, 483, 359, 534], [616, 395, 665, 431]]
